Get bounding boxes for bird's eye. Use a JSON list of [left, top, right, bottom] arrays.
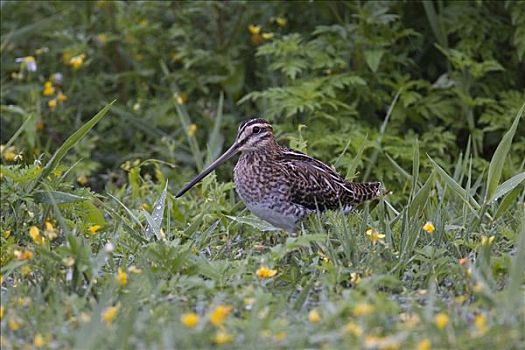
[[252, 126, 261, 134]]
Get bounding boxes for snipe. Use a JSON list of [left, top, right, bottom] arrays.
[[176, 119, 383, 232]]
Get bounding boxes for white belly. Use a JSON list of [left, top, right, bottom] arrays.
[[244, 201, 300, 232]]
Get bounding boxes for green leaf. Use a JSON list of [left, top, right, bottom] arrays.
[[145, 181, 168, 240], [428, 155, 480, 210], [33, 191, 87, 204], [31, 100, 115, 190], [485, 103, 524, 202], [226, 215, 280, 231], [364, 49, 385, 73], [492, 172, 525, 202]]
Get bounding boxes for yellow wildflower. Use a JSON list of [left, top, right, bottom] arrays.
[[174, 92, 188, 105], [416, 339, 431, 350], [44, 221, 58, 240], [0, 305, 4, 320], [423, 221, 435, 234], [275, 17, 288, 27], [3, 230, 11, 239], [57, 91, 68, 102], [8, 318, 21, 331], [187, 123, 198, 137], [33, 334, 46, 348], [353, 303, 374, 317], [256, 266, 277, 279], [474, 314, 487, 334], [1, 145, 17, 161], [14, 249, 33, 261], [62, 256, 75, 267], [42, 81, 55, 96], [128, 265, 143, 274], [116, 268, 127, 287], [48, 98, 57, 110], [180, 312, 199, 329], [308, 309, 321, 323], [77, 175, 88, 186], [366, 228, 385, 245], [101, 305, 119, 326], [69, 54, 86, 70], [213, 330, 234, 345], [29, 225, 44, 245], [480, 235, 495, 246], [248, 24, 261, 34], [344, 322, 363, 337], [21, 265, 32, 276], [262, 32, 274, 40], [88, 224, 102, 235], [350, 272, 361, 284], [209, 305, 232, 326], [434, 312, 449, 330]]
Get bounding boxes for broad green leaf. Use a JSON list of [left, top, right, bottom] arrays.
[[31, 100, 115, 190], [492, 172, 525, 202], [485, 103, 524, 202]]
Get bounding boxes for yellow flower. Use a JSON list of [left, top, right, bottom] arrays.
[[308, 309, 321, 323], [29, 225, 44, 245], [180, 312, 199, 329], [8, 318, 21, 331], [350, 272, 361, 284], [14, 249, 33, 261], [366, 228, 385, 245], [62, 256, 75, 267], [101, 305, 119, 326], [423, 221, 435, 234], [21, 265, 32, 276], [353, 303, 374, 317], [42, 81, 55, 96], [256, 266, 277, 279], [57, 91, 68, 102], [44, 221, 58, 240], [262, 32, 274, 40], [88, 224, 102, 235], [1, 145, 17, 161], [77, 175, 88, 186], [474, 314, 487, 334], [275, 17, 287, 27], [48, 98, 57, 110], [480, 235, 495, 246], [344, 322, 363, 337], [434, 312, 449, 330], [209, 305, 232, 326], [33, 334, 46, 348], [128, 265, 142, 274], [0, 305, 4, 320], [213, 330, 234, 345], [116, 268, 127, 287], [187, 123, 198, 137], [69, 54, 86, 70], [174, 92, 188, 105], [248, 24, 261, 34], [416, 339, 431, 350]]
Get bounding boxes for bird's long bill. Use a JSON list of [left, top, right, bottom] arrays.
[[175, 143, 240, 198]]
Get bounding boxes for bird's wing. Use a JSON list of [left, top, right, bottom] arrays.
[[278, 148, 382, 211]]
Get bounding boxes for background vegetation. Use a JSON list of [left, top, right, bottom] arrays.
[[1, 1, 524, 349]]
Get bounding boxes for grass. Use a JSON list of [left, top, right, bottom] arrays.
[[0, 104, 524, 349]]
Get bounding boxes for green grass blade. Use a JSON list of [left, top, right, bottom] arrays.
[[145, 181, 168, 240], [31, 100, 116, 190], [485, 103, 524, 203], [428, 155, 480, 210], [492, 172, 525, 202]]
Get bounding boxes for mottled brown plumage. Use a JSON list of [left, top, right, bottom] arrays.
[[176, 119, 383, 231]]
